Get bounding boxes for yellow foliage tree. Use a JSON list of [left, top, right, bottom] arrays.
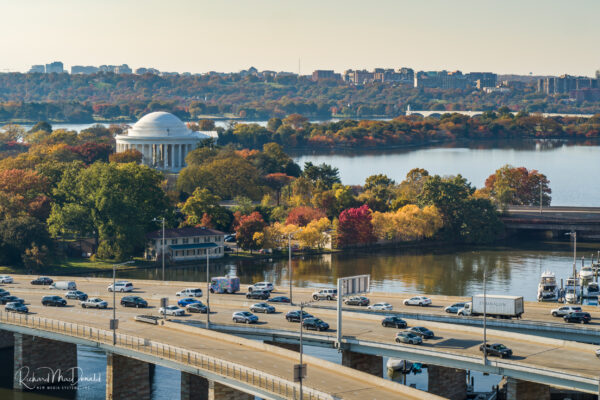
[[297, 217, 331, 249], [372, 205, 443, 242]]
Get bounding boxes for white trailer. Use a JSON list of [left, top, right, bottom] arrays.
[[458, 295, 524, 319]]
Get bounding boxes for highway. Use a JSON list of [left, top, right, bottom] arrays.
[[2, 274, 599, 395]]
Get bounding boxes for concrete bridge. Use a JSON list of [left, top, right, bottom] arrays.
[[2, 275, 600, 399], [502, 206, 600, 237], [405, 110, 595, 119]]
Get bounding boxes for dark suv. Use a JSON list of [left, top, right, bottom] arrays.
[[564, 312, 591, 324], [286, 310, 313, 322], [42, 295, 67, 307], [0, 289, 11, 297], [31, 277, 53, 285], [246, 290, 270, 300], [480, 343, 512, 358], [120, 296, 148, 308], [344, 296, 370, 306], [302, 318, 329, 331], [0, 296, 24, 305]]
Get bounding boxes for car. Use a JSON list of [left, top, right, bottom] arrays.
[[403, 296, 432, 306], [268, 296, 291, 303], [596, 349, 600, 359], [50, 281, 77, 290], [302, 317, 329, 331], [312, 289, 337, 301], [177, 297, 201, 307], [286, 310, 313, 322], [5, 302, 28, 314], [232, 311, 258, 324], [246, 290, 270, 300], [368, 302, 393, 311], [395, 331, 422, 345], [159, 305, 185, 316], [564, 312, 592, 324], [0, 275, 13, 284], [0, 296, 24, 305], [65, 290, 88, 301], [176, 288, 203, 297], [186, 302, 208, 313], [31, 277, 53, 285], [248, 282, 274, 292], [250, 302, 275, 313], [224, 234, 236, 243], [480, 343, 512, 358], [108, 281, 134, 292], [551, 305, 582, 317], [344, 296, 370, 306], [445, 302, 466, 313], [409, 326, 434, 339], [120, 296, 148, 308], [41, 295, 67, 307], [0, 288, 10, 297], [81, 298, 108, 309], [381, 316, 408, 328]]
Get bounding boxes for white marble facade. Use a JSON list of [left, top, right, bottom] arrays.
[[115, 111, 212, 172]]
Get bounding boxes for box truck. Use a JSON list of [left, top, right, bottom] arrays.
[[210, 276, 240, 294], [457, 295, 524, 319]]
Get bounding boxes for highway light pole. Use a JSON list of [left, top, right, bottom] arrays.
[[483, 269, 487, 365], [153, 217, 166, 281], [112, 260, 134, 345], [288, 230, 301, 304], [206, 248, 211, 328]]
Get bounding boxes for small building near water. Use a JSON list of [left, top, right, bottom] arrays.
[[145, 227, 225, 262]]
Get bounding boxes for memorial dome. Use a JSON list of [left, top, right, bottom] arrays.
[[127, 111, 191, 137]]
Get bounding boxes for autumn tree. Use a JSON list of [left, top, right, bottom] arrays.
[[235, 212, 267, 251], [481, 165, 551, 208], [296, 218, 331, 249], [0, 215, 51, 268], [0, 169, 50, 220], [337, 205, 376, 247], [180, 188, 232, 231], [109, 149, 143, 164], [358, 174, 396, 212], [264, 173, 295, 205], [286, 206, 327, 227], [372, 205, 443, 242]]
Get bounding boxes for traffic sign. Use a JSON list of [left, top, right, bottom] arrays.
[[339, 274, 370, 296], [293, 364, 307, 382]]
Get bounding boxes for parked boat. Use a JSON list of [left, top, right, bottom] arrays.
[[565, 289, 579, 304], [584, 282, 600, 298], [579, 266, 594, 282], [537, 271, 559, 301]]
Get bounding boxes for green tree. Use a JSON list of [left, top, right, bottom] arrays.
[[180, 188, 232, 231], [302, 162, 341, 190], [0, 215, 51, 267]]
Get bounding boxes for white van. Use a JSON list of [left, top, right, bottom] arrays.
[[108, 281, 134, 292], [50, 281, 77, 290]]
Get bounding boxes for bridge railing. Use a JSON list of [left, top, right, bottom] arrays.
[[0, 311, 338, 400]]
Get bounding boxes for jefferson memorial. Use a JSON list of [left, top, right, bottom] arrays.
[[114, 111, 214, 172]]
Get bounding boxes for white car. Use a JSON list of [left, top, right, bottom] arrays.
[[596, 349, 600, 359], [248, 282, 274, 292], [0, 275, 13, 284], [551, 305, 582, 317], [81, 298, 108, 309], [176, 288, 203, 297], [368, 302, 393, 311], [403, 296, 432, 307], [159, 305, 185, 316], [108, 281, 134, 292]]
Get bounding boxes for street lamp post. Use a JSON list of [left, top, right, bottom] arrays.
[[206, 248, 211, 328], [483, 269, 487, 365], [299, 301, 305, 399], [112, 260, 134, 345], [288, 230, 301, 305]]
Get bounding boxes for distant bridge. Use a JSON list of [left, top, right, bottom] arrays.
[[406, 110, 595, 119], [502, 206, 600, 235]]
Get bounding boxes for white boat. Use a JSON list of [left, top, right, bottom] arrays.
[[564, 276, 581, 298], [537, 271, 559, 301], [579, 266, 594, 282], [565, 289, 579, 304], [584, 282, 600, 298]]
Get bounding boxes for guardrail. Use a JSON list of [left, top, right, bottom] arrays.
[[206, 323, 600, 394], [0, 311, 337, 400]]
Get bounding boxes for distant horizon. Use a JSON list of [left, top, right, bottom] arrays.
[[1, 1, 599, 77]]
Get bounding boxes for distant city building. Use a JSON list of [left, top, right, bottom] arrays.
[[537, 75, 598, 95], [28, 65, 45, 73], [468, 72, 497, 89], [415, 70, 469, 89], [45, 61, 64, 73], [71, 65, 99, 74], [483, 87, 510, 94], [114, 64, 132, 74], [311, 70, 341, 81], [571, 88, 600, 102]]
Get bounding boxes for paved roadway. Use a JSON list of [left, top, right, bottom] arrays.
[[2, 275, 600, 389], [0, 276, 443, 400]]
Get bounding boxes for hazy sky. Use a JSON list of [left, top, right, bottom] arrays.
[[1, 0, 598, 76]]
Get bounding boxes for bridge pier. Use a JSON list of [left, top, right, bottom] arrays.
[[209, 381, 253, 400], [106, 353, 151, 400], [13, 332, 78, 391], [181, 372, 209, 400], [503, 377, 550, 400], [0, 329, 14, 349], [427, 365, 466, 400], [341, 350, 383, 377]]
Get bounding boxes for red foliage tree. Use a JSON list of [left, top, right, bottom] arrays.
[[0, 169, 51, 220], [286, 206, 327, 227], [69, 142, 112, 165], [235, 212, 266, 251], [337, 205, 376, 247]]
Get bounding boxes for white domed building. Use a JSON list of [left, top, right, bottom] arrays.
[[115, 112, 214, 172]]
